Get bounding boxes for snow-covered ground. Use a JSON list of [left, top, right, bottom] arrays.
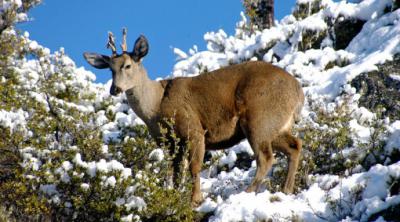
[[1, 0, 400, 221]]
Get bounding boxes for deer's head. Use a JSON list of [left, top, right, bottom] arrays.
[[83, 28, 149, 95]]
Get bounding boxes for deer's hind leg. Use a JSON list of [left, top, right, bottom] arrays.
[[245, 139, 274, 193], [240, 116, 276, 193], [272, 132, 302, 193]]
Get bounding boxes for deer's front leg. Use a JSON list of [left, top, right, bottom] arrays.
[[187, 131, 205, 207]]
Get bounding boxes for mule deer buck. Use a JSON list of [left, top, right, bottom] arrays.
[[83, 28, 304, 206]]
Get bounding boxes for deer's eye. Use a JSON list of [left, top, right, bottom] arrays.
[[125, 64, 131, 69]]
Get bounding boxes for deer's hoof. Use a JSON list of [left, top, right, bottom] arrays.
[[245, 185, 257, 193], [191, 195, 204, 208], [282, 187, 293, 194]]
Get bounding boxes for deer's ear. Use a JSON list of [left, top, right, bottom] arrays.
[[131, 35, 149, 62], [83, 52, 110, 69]]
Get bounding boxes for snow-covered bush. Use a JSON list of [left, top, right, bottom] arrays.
[[0, 0, 40, 33], [0, 5, 195, 221]]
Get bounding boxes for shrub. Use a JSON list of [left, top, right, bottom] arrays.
[[0, 7, 196, 220], [289, 93, 389, 191]]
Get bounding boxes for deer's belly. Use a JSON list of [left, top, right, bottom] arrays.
[[204, 116, 245, 150]]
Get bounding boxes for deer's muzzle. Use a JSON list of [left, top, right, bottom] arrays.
[[110, 83, 122, 96]]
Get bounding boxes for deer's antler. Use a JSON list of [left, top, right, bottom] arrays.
[[121, 28, 128, 52], [107, 31, 117, 56]]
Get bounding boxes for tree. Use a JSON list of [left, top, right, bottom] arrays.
[[0, 0, 40, 34], [243, 0, 274, 31]]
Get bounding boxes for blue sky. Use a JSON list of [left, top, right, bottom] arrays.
[[18, 0, 296, 82]]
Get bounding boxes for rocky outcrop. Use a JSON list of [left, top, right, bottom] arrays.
[[351, 55, 400, 120], [332, 18, 365, 50]]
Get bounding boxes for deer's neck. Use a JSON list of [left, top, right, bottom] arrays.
[[125, 73, 164, 135]]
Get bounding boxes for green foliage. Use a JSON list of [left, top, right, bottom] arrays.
[[293, 0, 324, 20], [289, 94, 390, 192], [0, 0, 40, 34], [286, 97, 353, 191], [241, 0, 274, 31], [359, 109, 390, 169], [298, 30, 327, 52], [324, 57, 350, 70], [242, 0, 258, 33], [121, 119, 195, 221], [196, 63, 210, 75]]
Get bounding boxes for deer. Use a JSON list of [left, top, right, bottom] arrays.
[[83, 28, 304, 207]]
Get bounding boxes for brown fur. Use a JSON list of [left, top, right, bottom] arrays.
[[84, 35, 305, 207]]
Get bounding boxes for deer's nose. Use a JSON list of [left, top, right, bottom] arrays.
[[110, 83, 122, 96]]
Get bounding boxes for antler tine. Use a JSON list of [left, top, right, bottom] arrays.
[[121, 28, 128, 52], [107, 31, 117, 56]]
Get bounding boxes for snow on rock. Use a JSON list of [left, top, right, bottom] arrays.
[[298, 12, 328, 31], [324, 0, 392, 20]]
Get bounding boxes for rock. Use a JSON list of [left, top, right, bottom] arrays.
[[351, 55, 400, 120], [392, 0, 400, 11], [331, 17, 365, 50]]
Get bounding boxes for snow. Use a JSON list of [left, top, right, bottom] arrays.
[[73, 153, 88, 168], [203, 161, 400, 222], [389, 73, 400, 81], [40, 184, 58, 196], [29, 40, 39, 50], [349, 119, 371, 142], [218, 150, 238, 168], [385, 121, 400, 153], [62, 161, 73, 171], [105, 176, 117, 187], [149, 148, 164, 162], [0, 109, 27, 133], [80, 183, 90, 191], [299, 13, 328, 31], [125, 196, 146, 211], [353, 107, 375, 124], [347, 9, 400, 64], [1, 0, 22, 12], [197, 197, 218, 213], [173, 47, 188, 60], [324, 0, 392, 20], [73, 155, 132, 179]]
